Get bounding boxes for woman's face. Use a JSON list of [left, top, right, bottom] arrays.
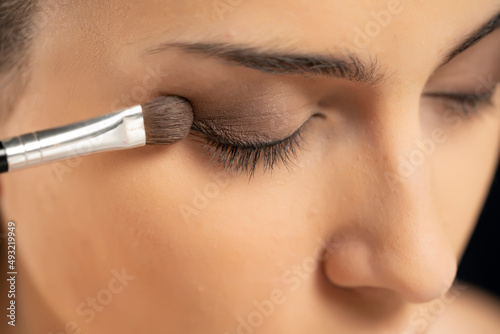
[[1, 0, 500, 333]]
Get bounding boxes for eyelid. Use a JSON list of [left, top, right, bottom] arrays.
[[423, 91, 493, 99], [422, 89, 497, 117], [422, 89, 496, 103], [191, 114, 316, 148]]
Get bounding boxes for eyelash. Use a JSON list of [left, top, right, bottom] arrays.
[[192, 123, 306, 177], [193, 89, 496, 177]]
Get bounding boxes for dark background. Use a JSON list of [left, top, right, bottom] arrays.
[[457, 163, 500, 297]]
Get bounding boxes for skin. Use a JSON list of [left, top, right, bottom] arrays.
[[1, 0, 500, 333]]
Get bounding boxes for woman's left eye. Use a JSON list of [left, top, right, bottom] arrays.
[[423, 89, 496, 116], [190, 120, 310, 177]]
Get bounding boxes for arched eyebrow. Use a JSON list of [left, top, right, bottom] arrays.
[[144, 10, 500, 84], [145, 42, 384, 86], [439, 9, 500, 66]]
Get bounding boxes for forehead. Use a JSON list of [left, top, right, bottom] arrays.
[[43, 0, 499, 89]]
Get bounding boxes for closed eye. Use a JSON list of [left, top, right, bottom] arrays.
[[190, 115, 317, 177]]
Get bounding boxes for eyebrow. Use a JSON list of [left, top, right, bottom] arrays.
[[144, 10, 500, 84], [440, 10, 500, 66], [148, 42, 383, 85]]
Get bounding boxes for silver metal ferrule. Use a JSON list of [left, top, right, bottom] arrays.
[[2, 105, 146, 172]]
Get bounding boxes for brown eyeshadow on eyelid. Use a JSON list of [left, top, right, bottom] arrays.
[[186, 85, 315, 143], [192, 113, 299, 144]]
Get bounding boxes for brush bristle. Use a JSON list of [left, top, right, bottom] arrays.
[[142, 96, 194, 145]]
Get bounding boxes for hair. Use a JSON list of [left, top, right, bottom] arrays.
[[0, 0, 39, 118], [0, 0, 39, 230]]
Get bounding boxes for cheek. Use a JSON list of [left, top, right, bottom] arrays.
[[82, 141, 330, 328], [2, 136, 323, 325], [430, 102, 500, 256], [0, 160, 115, 319]]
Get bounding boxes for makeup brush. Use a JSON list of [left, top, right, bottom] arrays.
[[0, 95, 194, 174]]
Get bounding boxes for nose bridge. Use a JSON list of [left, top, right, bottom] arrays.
[[379, 119, 457, 300], [323, 105, 457, 303], [358, 100, 436, 238], [370, 110, 433, 219], [367, 174, 457, 303]]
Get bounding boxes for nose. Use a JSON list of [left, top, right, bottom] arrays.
[[322, 106, 457, 304]]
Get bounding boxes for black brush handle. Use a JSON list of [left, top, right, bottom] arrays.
[[0, 142, 8, 173]]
